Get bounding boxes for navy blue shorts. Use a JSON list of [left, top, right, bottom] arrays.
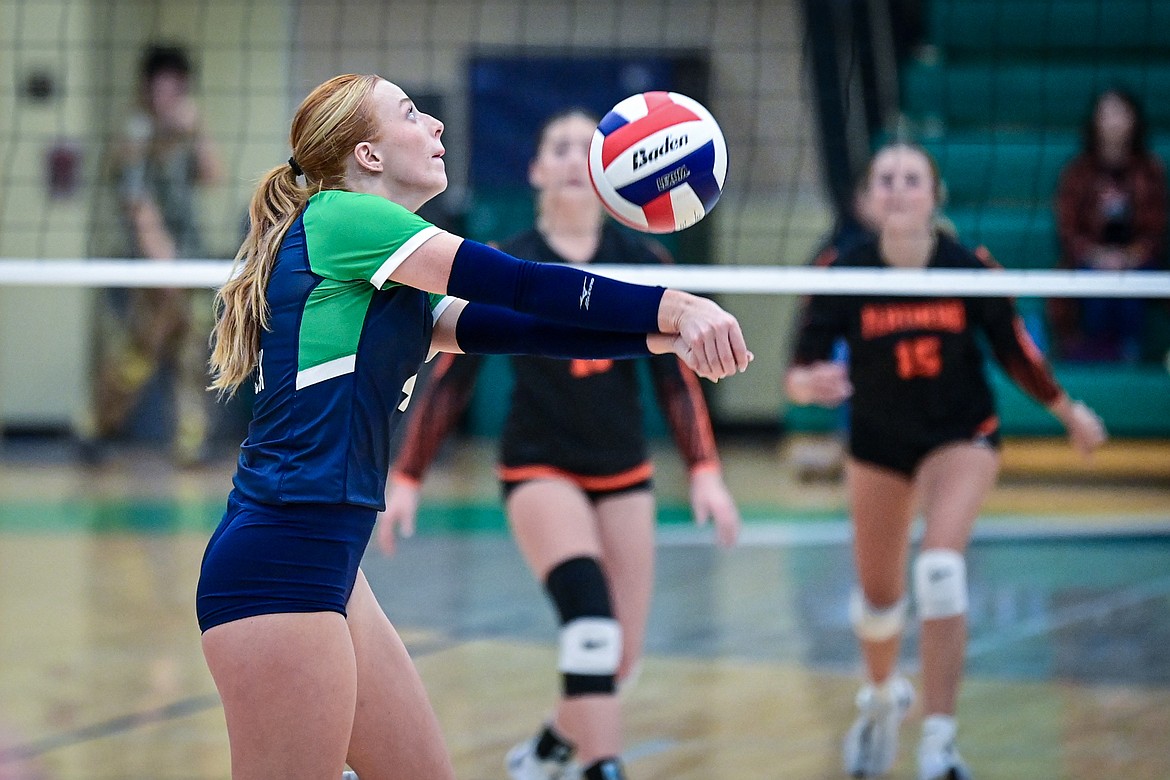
[[196, 490, 377, 633]]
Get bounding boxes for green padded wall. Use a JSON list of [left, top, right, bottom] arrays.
[[926, 0, 1170, 56], [903, 63, 1170, 130], [885, 0, 1170, 438]]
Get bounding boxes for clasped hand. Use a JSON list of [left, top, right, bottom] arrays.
[[652, 292, 753, 382]]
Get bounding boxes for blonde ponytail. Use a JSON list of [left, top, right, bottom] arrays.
[[209, 164, 308, 396], [208, 73, 381, 396]]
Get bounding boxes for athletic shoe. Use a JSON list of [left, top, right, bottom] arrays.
[[506, 737, 578, 780], [842, 675, 915, 777], [917, 716, 972, 780]]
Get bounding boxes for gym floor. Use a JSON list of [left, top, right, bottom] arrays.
[[0, 436, 1167, 779]]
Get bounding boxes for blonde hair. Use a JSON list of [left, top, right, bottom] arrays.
[[209, 74, 382, 395]]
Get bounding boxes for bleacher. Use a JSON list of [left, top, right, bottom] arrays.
[[798, 0, 1170, 438]]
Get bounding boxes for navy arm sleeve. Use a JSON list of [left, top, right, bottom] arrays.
[[454, 302, 653, 360], [447, 239, 665, 333]]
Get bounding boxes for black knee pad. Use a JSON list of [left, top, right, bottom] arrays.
[[545, 556, 621, 696]]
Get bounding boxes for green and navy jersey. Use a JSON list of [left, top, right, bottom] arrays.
[[232, 190, 452, 508]]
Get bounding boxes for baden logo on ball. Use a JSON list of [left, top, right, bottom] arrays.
[[588, 91, 728, 234]]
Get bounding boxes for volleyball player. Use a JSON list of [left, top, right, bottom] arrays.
[[377, 109, 741, 780], [784, 143, 1106, 780], [197, 75, 751, 780]]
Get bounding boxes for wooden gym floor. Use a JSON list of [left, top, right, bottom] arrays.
[[0, 435, 1167, 779]]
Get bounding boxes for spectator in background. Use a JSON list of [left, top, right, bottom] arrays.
[[1052, 87, 1167, 363], [85, 43, 222, 464]]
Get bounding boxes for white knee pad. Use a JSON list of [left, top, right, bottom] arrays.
[[558, 617, 622, 676], [848, 588, 908, 641], [913, 548, 968, 620]]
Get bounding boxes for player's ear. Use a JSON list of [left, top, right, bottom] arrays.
[[354, 141, 384, 173]]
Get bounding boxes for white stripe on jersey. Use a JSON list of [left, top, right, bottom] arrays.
[[371, 226, 444, 288], [424, 295, 459, 363], [430, 294, 457, 322], [296, 354, 356, 390]]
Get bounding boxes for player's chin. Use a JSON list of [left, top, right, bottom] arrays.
[[426, 172, 448, 197]]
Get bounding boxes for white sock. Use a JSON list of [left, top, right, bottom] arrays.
[[922, 714, 956, 742], [867, 674, 906, 697]]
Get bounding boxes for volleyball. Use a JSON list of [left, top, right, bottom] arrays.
[[588, 91, 727, 234]]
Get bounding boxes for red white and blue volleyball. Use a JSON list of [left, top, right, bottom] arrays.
[[588, 91, 728, 234]]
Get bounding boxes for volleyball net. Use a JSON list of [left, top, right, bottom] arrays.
[[2, 260, 1170, 298], [1, 0, 1168, 438]]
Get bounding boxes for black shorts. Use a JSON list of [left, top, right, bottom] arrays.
[[498, 462, 654, 504], [196, 490, 377, 633], [849, 415, 1001, 478]]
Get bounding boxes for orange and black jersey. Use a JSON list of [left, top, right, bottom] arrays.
[[393, 224, 719, 486], [792, 233, 1062, 437]]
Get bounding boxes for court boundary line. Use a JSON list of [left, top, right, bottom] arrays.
[[0, 694, 221, 763], [656, 516, 1170, 547]]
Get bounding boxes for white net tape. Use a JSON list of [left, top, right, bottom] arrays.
[[2, 259, 1169, 298]]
